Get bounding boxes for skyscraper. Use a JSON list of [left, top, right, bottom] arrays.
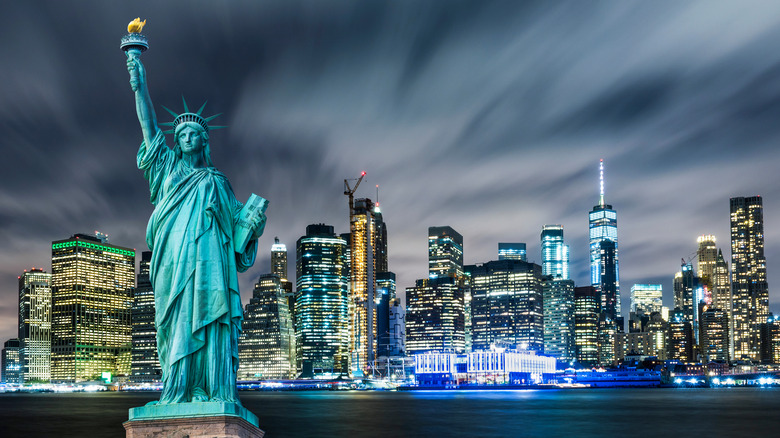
[[406, 226, 466, 355], [405, 277, 466, 354], [589, 160, 620, 322], [428, 226, 464, 278], [375, 272, 396, 358], [760, 314, 780, 364], [271, 238, 295, 328], [574, 286, 599, 367], [271, 237, 288, 280], [696, 235, 732, 360], [646, 314, 669, 361], [388, 299, 405, 357], [668, 310, 694, 362], [467, 259, 545, 352], [498, 243, 527, 261], [630, 284, 663, 316], [130, 252, 160, 383], [50, 234, 135, 382], [730, 196, 769, 361], [295, 224, 349, 375], [1, 339, 22, 384], [373, 201, 389, 273], [239, 274, 296, 379], [349, 198, 385, 375], [543, 278, 576, 362], [541, 225, 569, 280], [712, 249, 732, 317], [673, 263, 698, 322], [700, 308, 730, 362], [697, 235, 718, 289], [18, 268, 52, 382]]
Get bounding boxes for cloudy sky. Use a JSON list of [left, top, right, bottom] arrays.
[[3, 1, 780, 342]]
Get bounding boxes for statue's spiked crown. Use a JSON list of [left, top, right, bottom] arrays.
[[160, 97, 225, 135]]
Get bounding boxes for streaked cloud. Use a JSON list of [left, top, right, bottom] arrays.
[[2, 1, 780, 340]]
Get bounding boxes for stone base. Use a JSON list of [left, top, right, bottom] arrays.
[[124, 415, 264, 438], [124, 402, 264, 438]]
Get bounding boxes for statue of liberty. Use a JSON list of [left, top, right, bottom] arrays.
[[126, 25, 267, 405]]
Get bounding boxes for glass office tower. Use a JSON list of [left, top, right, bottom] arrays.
[[730, 196, 769, 360], [295, 224, 349, 375], [51, 234, 135, 382], [541, 225, 569, 280], [589, 160, 620, 321]]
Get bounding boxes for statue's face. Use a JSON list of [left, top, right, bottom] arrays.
[[177, 125, 205, 156]]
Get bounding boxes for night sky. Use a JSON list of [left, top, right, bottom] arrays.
[[3, 1, 780, 342]]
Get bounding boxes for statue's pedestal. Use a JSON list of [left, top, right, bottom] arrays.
[[124, 402, 264, 438]]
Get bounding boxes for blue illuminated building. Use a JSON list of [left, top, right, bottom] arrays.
[[589, 159, 621, 322], [541, 225, 569, 279], [295, 224, 350, 375], [376, 271, 396, 358], [498, 243, 526, 261]]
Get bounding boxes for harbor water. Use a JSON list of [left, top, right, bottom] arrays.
[[1, 388, 778, 437]]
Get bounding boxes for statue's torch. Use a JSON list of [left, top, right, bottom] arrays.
[[121, 18, 149, 59], [121, 18, 148, 92]]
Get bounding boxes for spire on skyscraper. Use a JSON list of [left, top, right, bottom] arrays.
[[599, 159, 605, 207]]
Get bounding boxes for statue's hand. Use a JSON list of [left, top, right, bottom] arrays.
[[126, 52, 146, 92]]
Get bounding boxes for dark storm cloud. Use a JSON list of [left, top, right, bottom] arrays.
[[3, 1, 780, 340]]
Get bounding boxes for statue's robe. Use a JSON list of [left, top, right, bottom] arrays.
[[138, 130, 256, 403]]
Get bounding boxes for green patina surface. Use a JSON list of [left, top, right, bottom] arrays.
[[123, 23, 267, 416]]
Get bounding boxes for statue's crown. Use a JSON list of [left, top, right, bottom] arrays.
[[160, 98, 225, 135]]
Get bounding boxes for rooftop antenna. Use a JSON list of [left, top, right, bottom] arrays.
[[599, 159, 605, 207], [376, 185, 380, 208]]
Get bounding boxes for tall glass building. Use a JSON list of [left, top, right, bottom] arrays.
[[700, 308, 730, 362], [271, 238, 295, 330], [673, 264, 697, 321], [349, 198, 388, 375], [589, 159, 620, 321], [295, 224, 349, 375], [406, 226, 466, 355], [697, 235, 732, 321], [130, 251, 160, 383], [574, 286, 599, 367], [271, 237, 289, 280], [428, 226, 464, 279], [712, 249, 732, 315], [541, 225, 569, 280], [630, 284, 663, 316], [697, 235, 718, 288], [730, 196, 769, 361], [51, 234, 135, 382], [466, 260, 544, 353], [405, 277, 466, 354], [543, 279, 575, 362], [18, 268, 52, 382], [375, 272, 396, 358]]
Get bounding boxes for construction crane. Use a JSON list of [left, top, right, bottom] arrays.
[[344, 171, 366, 219]]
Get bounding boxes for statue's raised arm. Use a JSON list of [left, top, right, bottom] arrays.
[[127, 53, 159, 147]]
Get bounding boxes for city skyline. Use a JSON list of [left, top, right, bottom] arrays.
[[4, 1, 780, 343]]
